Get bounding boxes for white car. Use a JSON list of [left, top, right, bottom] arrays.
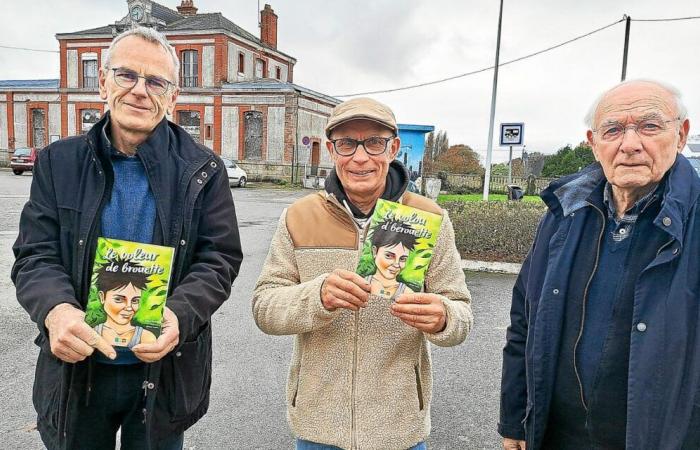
[[222, 158, 247, 187]]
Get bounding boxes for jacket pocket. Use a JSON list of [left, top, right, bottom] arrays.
[[414, 365, 424, 411], [165, 324, 212, 420], [33, 349, 62, 431]]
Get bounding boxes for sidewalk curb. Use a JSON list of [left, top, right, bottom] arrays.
[[461, 259, 521, 274]]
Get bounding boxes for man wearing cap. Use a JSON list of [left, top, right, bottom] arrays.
[[252, 97, 473, 450]]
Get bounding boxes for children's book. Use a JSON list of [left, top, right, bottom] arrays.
[[85, 238, 175, 347], [356, 199, 443, 299]]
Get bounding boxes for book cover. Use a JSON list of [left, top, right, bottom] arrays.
[[85, 238, 175, 347], [357, 199, 443, 299]]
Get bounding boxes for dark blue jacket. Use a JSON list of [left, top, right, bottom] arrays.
[[12, 113, 243, 450], [499, 155, 700, 449]]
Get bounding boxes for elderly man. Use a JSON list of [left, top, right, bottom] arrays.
[[253, 97, 473, 450], [12, 27, 242, 450], [499, 79, 700, 450]]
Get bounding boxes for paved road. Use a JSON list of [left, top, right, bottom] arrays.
[[0, 170, 516, 449]]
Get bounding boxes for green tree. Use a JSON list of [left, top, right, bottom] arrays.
[[541, 142, 596, 177]]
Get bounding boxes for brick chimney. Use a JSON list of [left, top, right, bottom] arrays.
[[177, 0, 198, 16], [260, 4, 278, 49]]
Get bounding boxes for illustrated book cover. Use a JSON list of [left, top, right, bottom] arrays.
[[85, 238, 175, 347], [356, 199, 443, 299]]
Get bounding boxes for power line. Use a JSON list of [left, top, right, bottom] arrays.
[[632, 15, 700, 22], [331, 14, 698, 97], [0, 44, 58, 54]]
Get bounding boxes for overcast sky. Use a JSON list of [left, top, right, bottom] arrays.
[[1, 0, 698, 163]]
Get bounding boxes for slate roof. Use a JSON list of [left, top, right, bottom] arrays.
[[56, 1, 293, 59], [0, 79, 59, 89], [222, 79, 340, 106]]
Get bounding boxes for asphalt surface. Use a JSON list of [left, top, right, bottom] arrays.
[[0, 170, 517, 449]]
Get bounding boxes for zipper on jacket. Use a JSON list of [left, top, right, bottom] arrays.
[[326, 193, 365, 450], [572, 203, 606, 412], [351, 309, 360, 450]]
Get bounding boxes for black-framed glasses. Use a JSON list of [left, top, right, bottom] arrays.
[[108, 67, 174, 96], [592, 118, 680, 142], [330, 136, 395, 156]]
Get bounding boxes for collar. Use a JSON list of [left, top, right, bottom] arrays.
[[91, 111, 171, 165], [324, 160, 409, 218], [603, 181, 661, 222], [541, 155, 700, 244]]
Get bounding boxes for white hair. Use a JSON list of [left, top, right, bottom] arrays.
[[102, 26, 180, 85], [584, 78, 688, 129]]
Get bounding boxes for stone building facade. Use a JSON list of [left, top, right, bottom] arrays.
[[0, 0, 340, 178]]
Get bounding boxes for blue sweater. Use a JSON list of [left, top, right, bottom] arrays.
[[97, 123, 157, 365]]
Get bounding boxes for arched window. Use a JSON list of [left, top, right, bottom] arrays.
[[178, 110, 201, 142], [181, 50, 198, 87], [244, 111, 263, 160]]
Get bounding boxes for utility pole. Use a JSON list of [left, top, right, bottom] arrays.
[[621, 14, 631, 81], [482, 0, 504, 201]]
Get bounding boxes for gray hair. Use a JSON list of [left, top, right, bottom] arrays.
[[584, 78, 688, 129], [102, 26, 180, 85]]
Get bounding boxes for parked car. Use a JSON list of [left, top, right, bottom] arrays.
[[10, 147, 37, 175], [222, 158, 247, 187]]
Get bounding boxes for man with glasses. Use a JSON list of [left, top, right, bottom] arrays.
[[499, 79, 700, 450], [253, 97, 473, 449], [12, 26, 242, 449]]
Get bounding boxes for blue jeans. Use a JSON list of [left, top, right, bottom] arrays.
[[296, 439, 427, 450]]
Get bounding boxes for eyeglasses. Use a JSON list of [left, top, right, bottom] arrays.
[[329, 136, 395, 156], [593, 118, 680, 142], [108, 67, 174, 96]]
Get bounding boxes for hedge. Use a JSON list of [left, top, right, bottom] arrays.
[[440, 200, 548, 263]]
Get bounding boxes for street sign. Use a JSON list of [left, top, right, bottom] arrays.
[[302, 136, 310, 146], [500, 123, 524, 146]]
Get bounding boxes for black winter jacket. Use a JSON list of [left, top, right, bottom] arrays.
[[11, 113, 243, 449]]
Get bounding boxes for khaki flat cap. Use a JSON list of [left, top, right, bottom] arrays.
[[325, 97, 398, 138]]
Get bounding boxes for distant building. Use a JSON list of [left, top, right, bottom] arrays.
[[0, 0, 341, 179], [397, 124, 434, 180]]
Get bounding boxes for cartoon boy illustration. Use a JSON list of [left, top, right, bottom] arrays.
[[93, 258, 157, 347], [367, 219, 418, 298]]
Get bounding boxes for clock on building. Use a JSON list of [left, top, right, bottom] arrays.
[[130, 5, 144, 22]]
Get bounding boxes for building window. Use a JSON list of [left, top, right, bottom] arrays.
[[254, 58, 266, 78], [31, 109, 46, 148], [81, 109, 101, 134], [275, 66, 281, 80], [181, 50, 198, 87], [178, 110, 201, 142], [238, 52, 245, 74], [244, 110, 263, 160], [83, 59, 98, 89]]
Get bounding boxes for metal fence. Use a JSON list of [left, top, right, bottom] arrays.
[[441, 173, 557, 195]]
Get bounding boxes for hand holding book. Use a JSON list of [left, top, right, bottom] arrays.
[[321, 269, 370, 312], [390, 293, 447, 334], [132, 306, 180, 363], [45, 303, 116, 362]]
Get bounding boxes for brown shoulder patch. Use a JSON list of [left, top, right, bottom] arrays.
[[286, 192, 358, 249], [401, 192, 444, 215]]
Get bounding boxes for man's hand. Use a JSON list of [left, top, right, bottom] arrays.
[[45, 303, 116, 363], [132, 307, 180, 363], [321, 269, 370, 312], [503, 438, 526, 450], [390, 293, 447, 334]]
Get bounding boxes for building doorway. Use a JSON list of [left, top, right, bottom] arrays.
[[310, 141, 320, 176]]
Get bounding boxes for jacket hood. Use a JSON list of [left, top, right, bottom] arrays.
[[541, 154, 700, 243], [324, 160, 410, 218]]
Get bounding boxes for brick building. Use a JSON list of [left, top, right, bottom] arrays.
[[0, 0, 340, 180]]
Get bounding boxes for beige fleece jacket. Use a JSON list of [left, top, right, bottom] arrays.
[[252, 191, 473, 450]]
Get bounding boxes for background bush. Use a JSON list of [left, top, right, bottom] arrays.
[[440, 200, 547, 263]]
